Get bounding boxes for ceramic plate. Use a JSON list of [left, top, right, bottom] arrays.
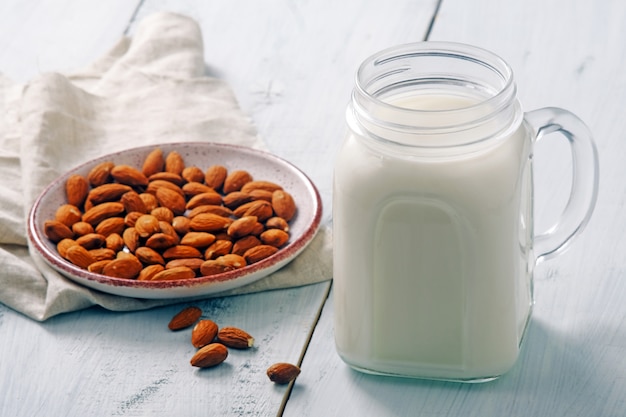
[[28, 142, 322, 299]]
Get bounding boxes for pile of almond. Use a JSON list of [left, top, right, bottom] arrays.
[[43, 148, 297, 281], [169, 306, 301, 384]]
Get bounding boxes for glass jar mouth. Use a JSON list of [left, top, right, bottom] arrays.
[[351, 41, 521, 152]]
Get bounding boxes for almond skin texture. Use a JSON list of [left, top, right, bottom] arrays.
[[151, 266, 196, 281], [204, 165, 227, 190], [44, 220, 74, 243], [102, 257, 143, 279], [227, 216, 258, 238], [223, 170, 253, 194], [165, 151, 185, 175], [110, 164, 149, 187], [182, 166, 205, 183], [191, 319, 219, 348], [240, 180, 283, 194], [156, 187, 187, 215], [88, 183, 133, 205], [88, 161, 115, 186], [190, 343, 228, 368], [168, 306, 203, 331], [260, 229, 290, 248], [217, 327, 255, 349], [134, 214, 161, 238], [189, 213, 233, 233], [271, 190, 296, 221], [55, 204, 82, 227], [137, 264, 165, 281], [82, 202, 125, 226], [142, 148, 165, 177], [267, 363, 301, 384], [65, 174, 89, 207], [243, 245, 279, 264], [65, 245, 96, 269]]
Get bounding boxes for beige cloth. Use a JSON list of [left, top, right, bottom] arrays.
[[0, 12, 332, 321]]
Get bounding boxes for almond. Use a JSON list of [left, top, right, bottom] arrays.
[[233, 200, 274, 221], [105, 233, 125, 252], [135, 246, 165, 265], [180, 232, 216, 248], [182, 182, 215, 197], [265, 216, 290, 232], [57, 238, 78, 259], [148, 172, 185, 186], [217, 327, 254, 349], [110, 164, 149, 187], [168, 306, 202, 331], [186, 192, 222, 210], [166, 258, 204, 272], [240, 180, 283, 194], [87, 161, 115, 186], [248, 189, 274, 202], [190, 343, 228, 368], [89, 248, 116, 261], [162, 245, 203, 260], [189, 213, 233, 233], [223, 170, 253, 194], [55, 204, 82, 227], [200, 254, 246, 276], [260, 229, 290, 248], [95, 217, 126, 236], [204, 240, 233, 260], [44, 220, 74, 243], [204, 165, 228, 190], [65, 245, 96, 269], [82, 202, 125, 226], [120, 191, 147, 214], [139, 193, 159, 211], [75, 233, 106, 250], [137, 264, 165, 281], [191, 319, 219, 348], [151, 266, 196, 281], [165, 151, 185, 175], [222, 191, 254, 209], [182, 166, 205, 183], [122, 227, 140, 253], [243, 245, 279, 264], [142, 148, 165, 177], [172, 216, 191, 234], [87, 259, 112, 274], [134, 214, 160, 238], [188, 204, 233, 219], [158, 221, 179, 240], [88, 183, 133, 205], [272, 190, 296, 221], [232, 235, 261, 256], [227, 216, 258, 238], [124, 211, 143, 227], [145, 233, 179, 250], [147, 179, 184, 196], [65, 174, 89, 207], [102, 256, 143, 279], [156, 187, 187, 215], [267, 363, 301, 384], [71, 221, 94, 236], [151, 207, 174, 223]]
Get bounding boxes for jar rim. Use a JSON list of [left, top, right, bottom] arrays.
[[350, 41, 522, 154], [355, 41, 516, 117]]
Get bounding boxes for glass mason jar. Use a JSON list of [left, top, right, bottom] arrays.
[[332, 42, 599, 382]]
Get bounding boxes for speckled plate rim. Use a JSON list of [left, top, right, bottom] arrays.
[[27, 142, 322, 299]]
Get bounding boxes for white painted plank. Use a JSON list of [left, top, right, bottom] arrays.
[[289, 0, 626, 416], [0, 0, 141, 82], [0, 283, 330, 416]]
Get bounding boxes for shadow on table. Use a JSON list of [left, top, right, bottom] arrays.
[[338, 319, 623, 417]]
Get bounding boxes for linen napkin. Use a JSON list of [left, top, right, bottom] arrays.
[[0, 12, 332, 321]]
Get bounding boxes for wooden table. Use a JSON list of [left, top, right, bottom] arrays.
[[1, 0, 624, 415]]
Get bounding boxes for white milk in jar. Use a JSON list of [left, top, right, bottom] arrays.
[[333, 42, 598, 382], [334, 93, 533, 381]]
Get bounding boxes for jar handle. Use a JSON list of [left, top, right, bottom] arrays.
[[525, 107, 599, 263]]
